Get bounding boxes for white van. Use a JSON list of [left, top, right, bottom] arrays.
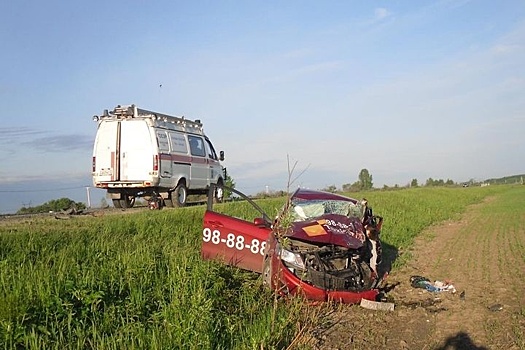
[[92, 104, 225, 209]]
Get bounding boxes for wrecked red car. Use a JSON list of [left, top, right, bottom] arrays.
[[201, 185, 383, 304]]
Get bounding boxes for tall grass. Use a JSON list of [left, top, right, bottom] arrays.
[[0, 208, 305, 349], [0, 185, 509, 349]]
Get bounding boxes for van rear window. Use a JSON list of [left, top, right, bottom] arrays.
[[157, 131, 170, 152]]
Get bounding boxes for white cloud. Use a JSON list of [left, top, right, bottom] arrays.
[[491, 44, 521, 55], [374, 8, 390, 21]]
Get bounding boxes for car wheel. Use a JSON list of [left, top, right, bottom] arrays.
[[173, 183, 187, 207]]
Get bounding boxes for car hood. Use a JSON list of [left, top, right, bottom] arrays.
[[284, 214, 366, 249]]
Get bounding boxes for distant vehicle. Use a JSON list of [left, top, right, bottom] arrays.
[[201, 185, 384, 304], [92, 104, 225, 209]]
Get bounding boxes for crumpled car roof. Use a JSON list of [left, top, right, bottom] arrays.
[[291, 188, 359, 203]]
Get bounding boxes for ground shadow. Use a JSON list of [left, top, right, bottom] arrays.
[[435, 332, 488, 350]]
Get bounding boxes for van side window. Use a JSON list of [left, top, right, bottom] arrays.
[[169, 132, 188, 154], [205, 139, 218, 160], [188, 135, 206, 157], [157, 131, 170, 152]]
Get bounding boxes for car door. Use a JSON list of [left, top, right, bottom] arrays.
[[201, 186, 272, 273]]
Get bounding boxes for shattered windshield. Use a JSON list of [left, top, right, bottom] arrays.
[[291, 199, 363, 221]]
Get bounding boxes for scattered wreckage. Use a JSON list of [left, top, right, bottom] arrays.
[[201, 184, 386, 304]]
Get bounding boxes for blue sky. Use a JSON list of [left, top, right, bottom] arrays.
[[1, 0, 524, 213]]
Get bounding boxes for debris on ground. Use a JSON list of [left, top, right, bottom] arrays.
[[410, 275, 456, 293], [360, 298, 395, 311], [488, 303, 504, 312]]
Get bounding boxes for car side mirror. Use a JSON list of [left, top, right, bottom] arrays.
[[253, 217, 266, 226], [219, 150, 225, 161]]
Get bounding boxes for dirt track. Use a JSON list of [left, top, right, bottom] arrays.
[[302, 192, 525, 350]]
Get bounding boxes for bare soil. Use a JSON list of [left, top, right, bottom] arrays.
[[300, 197, 525, 350]]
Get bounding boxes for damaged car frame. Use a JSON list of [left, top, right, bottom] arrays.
[[201, 184, 384, 304]]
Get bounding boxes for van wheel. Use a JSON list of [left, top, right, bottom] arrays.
[[173, 184, 187, 207], [112, 199, 122, 208], [120, 196, 135, 209]]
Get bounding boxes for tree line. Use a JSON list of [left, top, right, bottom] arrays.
[[17, 198, 86, 215], [323, 169, 466, 193]]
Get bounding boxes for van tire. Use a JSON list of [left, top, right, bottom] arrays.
[[173, 184, 187, 207], [112, 199, 122, 208], [120, 196, 135, 209]]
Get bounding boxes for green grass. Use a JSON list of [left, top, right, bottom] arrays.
[[0, 185, 514, 349]]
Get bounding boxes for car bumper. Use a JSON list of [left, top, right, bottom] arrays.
[[278, 262, 379, 304]]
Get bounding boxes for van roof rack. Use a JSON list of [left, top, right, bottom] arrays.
[[105, 104, 203, 129]]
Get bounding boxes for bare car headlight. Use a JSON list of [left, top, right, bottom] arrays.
[[278, 246, 305, 270]]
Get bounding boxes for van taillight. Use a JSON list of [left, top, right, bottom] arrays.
[[92, 157, 96, 172], [153, 155, 159, 171]]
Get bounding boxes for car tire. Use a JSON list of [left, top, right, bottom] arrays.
[[173, 183, 187, 207]]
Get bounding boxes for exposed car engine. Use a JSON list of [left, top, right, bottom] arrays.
[[280, 239, 373, 292]]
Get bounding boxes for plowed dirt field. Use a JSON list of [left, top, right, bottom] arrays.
[[301, 188, 525, 350]]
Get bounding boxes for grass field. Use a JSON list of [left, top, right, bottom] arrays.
[[0, 185, 510, 349]]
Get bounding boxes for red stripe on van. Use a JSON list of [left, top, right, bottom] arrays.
[[189, 157, 207, 164], [171, 154, 192, 163]]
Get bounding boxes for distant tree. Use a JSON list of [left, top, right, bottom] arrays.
[[445, 179, 455, 186], [410, 178, 418, 187], [358, 169, 373, 190], [17, 198, 86, 214], [322, 185, 337, 193], [342, 182, 360, 192], [425, 178, 434, 186], [223, 168, 236, 199]]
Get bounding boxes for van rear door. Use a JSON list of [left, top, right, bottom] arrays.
[[120, 120, 155, 181], [93, 121, 118, 182]]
